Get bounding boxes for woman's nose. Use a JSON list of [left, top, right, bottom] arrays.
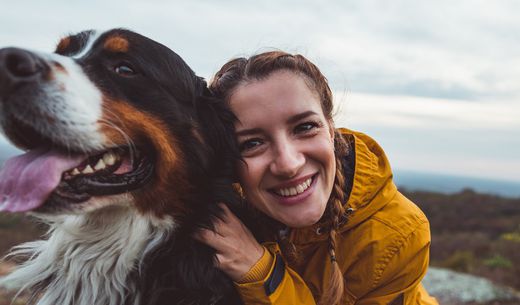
[[269, 142, 305, 178]]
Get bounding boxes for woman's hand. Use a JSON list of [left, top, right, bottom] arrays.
[[195, 203, 265, 281]]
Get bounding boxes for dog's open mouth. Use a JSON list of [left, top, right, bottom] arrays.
[[54, 147, 154, 200], [0, 146, 154, 213]]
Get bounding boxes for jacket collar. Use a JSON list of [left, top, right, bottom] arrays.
[[289, 128, 398, 245]]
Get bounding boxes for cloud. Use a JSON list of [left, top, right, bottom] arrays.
[[312, 1, 520, 100], [334, 92, 520, 182], [1, 0, 519, 182], [336, 92, 520, 130], [2, 0, 519, 101]]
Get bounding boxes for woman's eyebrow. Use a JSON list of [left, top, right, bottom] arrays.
[[287, 111, 318, 124], [235, 128, 263, 137], [235, 111, 318, 137]]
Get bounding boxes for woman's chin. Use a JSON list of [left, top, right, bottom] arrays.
[[283, 213, 323, 228]]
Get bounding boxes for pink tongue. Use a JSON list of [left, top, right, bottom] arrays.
[[0, 149, 85, 212]]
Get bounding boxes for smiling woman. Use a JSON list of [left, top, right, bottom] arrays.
[[231, 70, 336, 229], [195, 51, 440, 305]]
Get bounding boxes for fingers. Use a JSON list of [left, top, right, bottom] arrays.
[[193, 203, 265, 281], [194, 203, 255, 252], [193, 204, 237, 247], [212, 203, 241, 234], [217, 203, 235, 223], [194, 227, 224, 247]]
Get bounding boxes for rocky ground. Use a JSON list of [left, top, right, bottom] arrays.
[[1, 264, 519, 304], [423, 267, 520, 305]]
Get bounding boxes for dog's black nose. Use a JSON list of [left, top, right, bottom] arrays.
[[0, 48, 47, 98]]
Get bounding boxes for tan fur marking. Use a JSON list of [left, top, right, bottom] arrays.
[[104, 36, 129, 53], [100, 100, 191, 217], [54, 62, 67, 74], [56, 37, 71, 53]]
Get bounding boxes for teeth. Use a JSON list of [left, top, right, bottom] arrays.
[[81, 164, 94, 174], [65, 151, 120, 177], [103, 152, 116, 166], [276, 177, 312, 197], [82, 165, 94, 174], [94, 158, 106, 170]]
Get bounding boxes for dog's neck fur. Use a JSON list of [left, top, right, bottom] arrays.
[[1, 206, 174, 305]]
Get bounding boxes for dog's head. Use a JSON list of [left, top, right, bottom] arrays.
[[0, 29, 237, 218]]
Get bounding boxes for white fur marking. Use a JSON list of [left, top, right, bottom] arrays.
[[72, 30, 101, 59], [1, 208, 175, 305]]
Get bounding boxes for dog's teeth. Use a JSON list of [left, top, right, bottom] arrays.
[[71, 168, 80, 176], [94, 159, 106, 171], [103, 152, 116, 166], [82, 165, 94, 174]]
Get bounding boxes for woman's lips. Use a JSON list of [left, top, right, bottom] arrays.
[[269, 174, 318, 206]]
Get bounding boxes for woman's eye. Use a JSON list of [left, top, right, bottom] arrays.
[[239, 138, 263, 152], [295, 121, 320, 134], [114, 64, 136, 76]]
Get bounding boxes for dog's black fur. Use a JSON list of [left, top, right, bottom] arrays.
[[0, 29, 248, 305]]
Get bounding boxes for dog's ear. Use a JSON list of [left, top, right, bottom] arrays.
[[194, 83, 240, 182]]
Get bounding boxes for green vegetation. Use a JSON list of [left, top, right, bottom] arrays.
[[402, 188, 520, 291], [483, 254, 513, 269]]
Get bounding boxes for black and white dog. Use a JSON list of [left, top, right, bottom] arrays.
[[0, 29, 245, 305]]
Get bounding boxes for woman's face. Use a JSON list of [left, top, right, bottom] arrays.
[[230, 70, 336, 228]]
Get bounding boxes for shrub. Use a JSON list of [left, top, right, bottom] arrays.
[[439, 250, 476, 272], [483, 254, 513, 269]]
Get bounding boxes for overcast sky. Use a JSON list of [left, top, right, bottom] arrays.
[[1, 0, 519, 182]]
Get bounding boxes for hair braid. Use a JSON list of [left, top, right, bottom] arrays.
[[318, 132, 349, 305]]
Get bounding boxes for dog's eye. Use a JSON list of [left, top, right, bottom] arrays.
[[114, 64, 135, 76]]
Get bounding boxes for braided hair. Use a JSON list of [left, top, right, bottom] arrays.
[[210, 51, 351, 305]]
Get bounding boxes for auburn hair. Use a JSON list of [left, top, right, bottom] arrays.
[[210, 51, 350, 305]]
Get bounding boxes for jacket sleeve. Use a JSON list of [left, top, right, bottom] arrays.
[[354, 218, 438, 305], [234, 242, 316, 305]]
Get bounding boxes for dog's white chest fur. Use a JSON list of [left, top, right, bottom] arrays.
[[0, 207, 174, 305]]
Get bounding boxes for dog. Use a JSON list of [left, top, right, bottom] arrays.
[[0, 28, 245, 305]]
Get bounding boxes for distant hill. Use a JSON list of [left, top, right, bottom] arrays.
[[395, 170, 520, 198]]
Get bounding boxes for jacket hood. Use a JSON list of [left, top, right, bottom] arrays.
[[289, 128, 398, 245], [340, 128, 397, 230]]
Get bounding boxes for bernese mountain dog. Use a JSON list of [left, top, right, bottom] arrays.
[[0, 28, 246, 305]]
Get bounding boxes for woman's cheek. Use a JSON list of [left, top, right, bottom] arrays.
[[237, 158, 260, 195]]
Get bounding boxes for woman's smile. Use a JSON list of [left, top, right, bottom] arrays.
[[268, 173, 317, 205], [230, 70, 336, 228]]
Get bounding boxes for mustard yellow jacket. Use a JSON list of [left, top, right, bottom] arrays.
[[235, 129, 438, 305]]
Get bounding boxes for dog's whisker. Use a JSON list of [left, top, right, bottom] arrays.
[[99, 105, 139, 161], [98, 119, 137, 163]]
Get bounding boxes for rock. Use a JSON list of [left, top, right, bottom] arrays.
[[423, 267, 520, 305]]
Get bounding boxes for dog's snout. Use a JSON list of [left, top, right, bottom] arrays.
[[0, 47, 48, 98]]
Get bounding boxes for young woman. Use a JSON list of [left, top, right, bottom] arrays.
[[196, 51, 439, 305]]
